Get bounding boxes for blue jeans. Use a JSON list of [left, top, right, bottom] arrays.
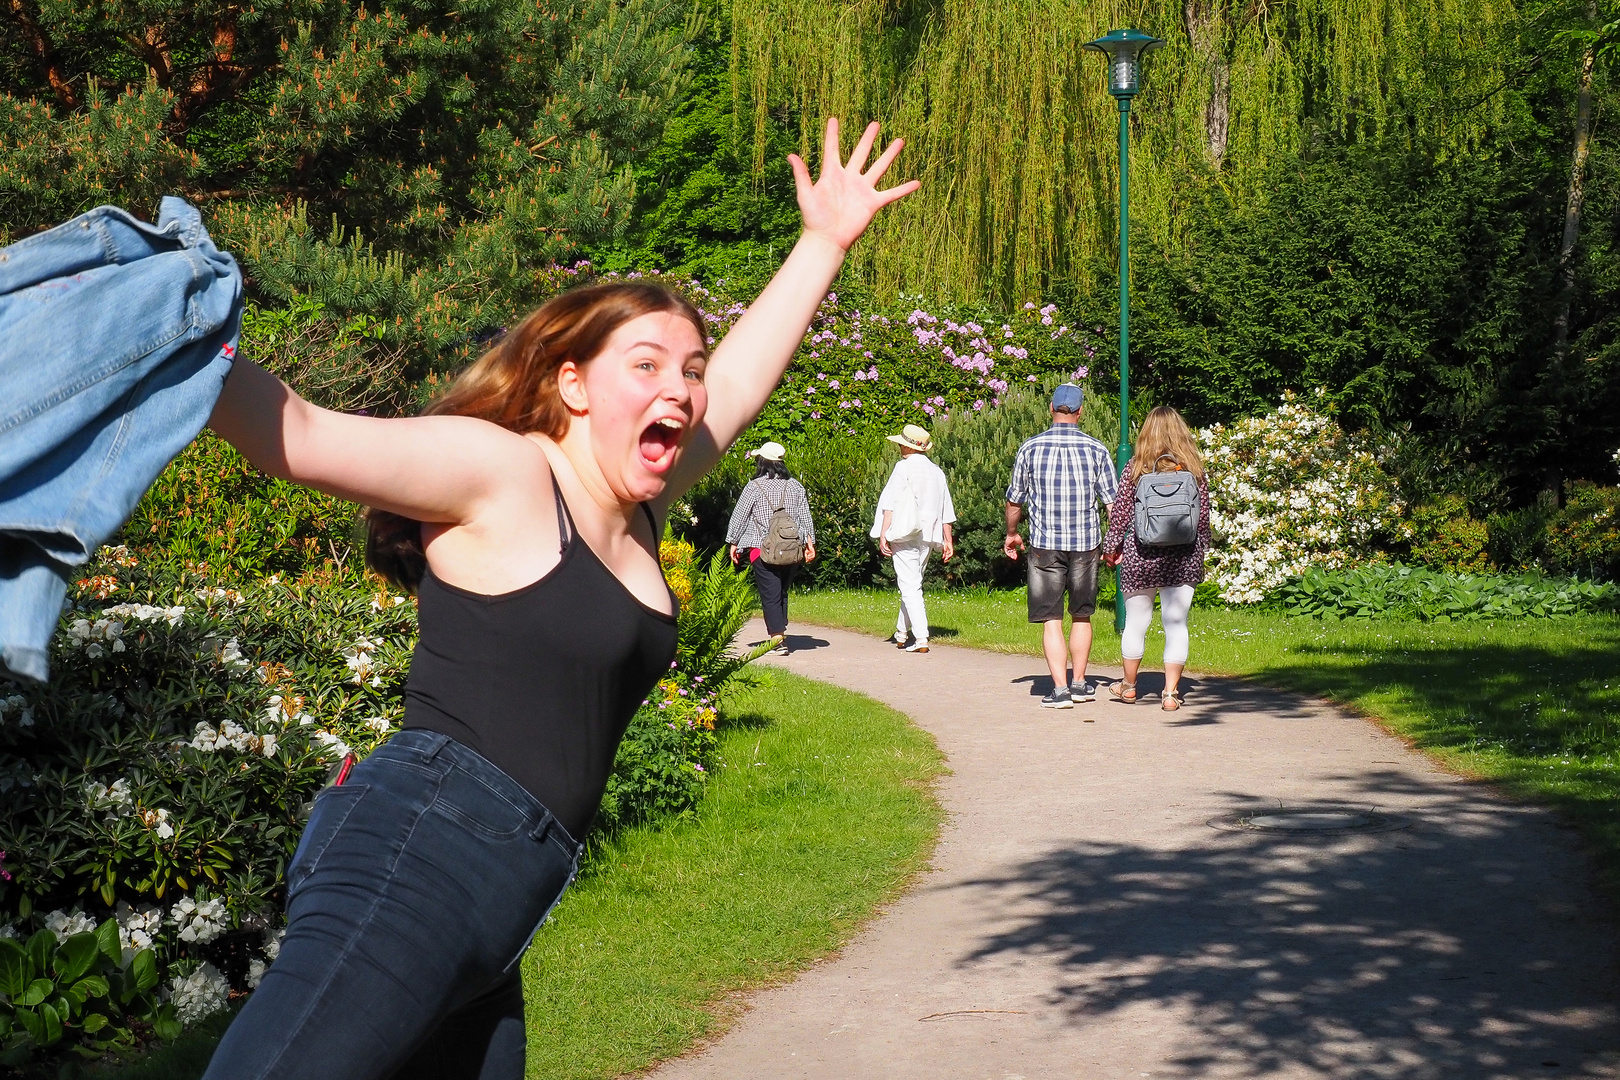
[[203, 730, 582, 1080], [0, 197, 240, 681]]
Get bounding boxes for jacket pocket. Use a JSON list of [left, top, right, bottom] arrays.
[[286, 784, 369, 897]]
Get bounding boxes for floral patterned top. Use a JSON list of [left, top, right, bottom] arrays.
[[1102, 471, 1211, 593]]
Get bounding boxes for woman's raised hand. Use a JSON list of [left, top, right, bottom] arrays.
[[790, 118, 919, 253]]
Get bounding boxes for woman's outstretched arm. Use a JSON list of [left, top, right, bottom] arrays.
[[660, 118, 918, 502], [208, 359, 529, 524]]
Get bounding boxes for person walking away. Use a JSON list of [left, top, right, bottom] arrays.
[[1003, 384, 1117, 709], [872, 424, 955, 653], [1100, 405, 1211, 711], [727, 441, 816, 654]]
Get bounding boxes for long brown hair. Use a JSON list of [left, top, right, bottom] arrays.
[[1126, 405, 1205, 485], [365, 281, 707, 589]]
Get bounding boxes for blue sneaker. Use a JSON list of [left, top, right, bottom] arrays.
[[1040, 687, 1073, 709], [1069, 681, 1096, 703]]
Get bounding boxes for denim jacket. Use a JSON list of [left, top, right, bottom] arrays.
[[0, 197, 242, 682]]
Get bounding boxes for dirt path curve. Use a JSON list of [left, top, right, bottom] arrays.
[[645, 620, 1620, 1080]]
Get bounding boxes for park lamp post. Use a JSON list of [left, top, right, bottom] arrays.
[[1083, 27, 1163, 633]]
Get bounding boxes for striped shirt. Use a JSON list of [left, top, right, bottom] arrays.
[[1005, 424, 1119, 552], [726, 477, 816, 549]]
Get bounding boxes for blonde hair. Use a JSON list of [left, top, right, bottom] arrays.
[[1126, 406, 1205, 485], [365, 281, 706, 589]]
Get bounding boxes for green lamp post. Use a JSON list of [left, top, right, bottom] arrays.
[[1083, 27, 1163, 633]]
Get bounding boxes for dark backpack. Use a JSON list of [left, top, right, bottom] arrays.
[[1132, 456, 1199, 548], [759, 481, 805, 566]]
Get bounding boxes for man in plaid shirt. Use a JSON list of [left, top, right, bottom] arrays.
[[1004, 383, 1118, 709]]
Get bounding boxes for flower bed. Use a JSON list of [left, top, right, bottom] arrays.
[[0, 529, 759, 1068]]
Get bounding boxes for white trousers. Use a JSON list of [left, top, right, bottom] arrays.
[[890, 539, 932, 642], [1121, 585, 1195, 665]]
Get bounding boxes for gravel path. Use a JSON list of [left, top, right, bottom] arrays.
[[645, 620, 1620, 1080]]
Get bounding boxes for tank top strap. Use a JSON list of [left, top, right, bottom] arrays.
[[553, 483, 575, 553], [639, 501, 659, 541]]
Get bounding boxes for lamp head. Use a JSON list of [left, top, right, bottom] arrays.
[[1082, 28, 1165, 98]]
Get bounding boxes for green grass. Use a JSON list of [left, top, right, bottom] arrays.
[[522, 669, 943, 1077], [99, 670, 942, 1080], [792, 586, 1620, 894]]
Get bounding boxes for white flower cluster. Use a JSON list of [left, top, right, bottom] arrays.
[[103, 602, 186, 627], [169, 895, 229, 944], [1197, 393, 1404, 603], [312, 730, 352, 758], [116, 901, 163, 963], [139, 806, 176, 839], [190, 719, 278, 758], [43, 908, 98, 943], [194, 586, 245, 606], [247, 927, 286, 989], [342, 637, 385, 687], [265, 694, 313, 727], [0, 923, 17, 940], [0, 693, 33, 728], [168, 961, 230, 1024], [67, 616, 125, 658], [84, 776, 134, 811], [202, 636, 250, 673], [369, 593, 409, 611], [362, 716, 393, 734]]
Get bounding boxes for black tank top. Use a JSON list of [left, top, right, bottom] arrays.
[[402, 489, 679, 838]]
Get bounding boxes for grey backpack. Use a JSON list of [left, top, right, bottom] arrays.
[[1132, 456, 1199, 548], [759, 481, 805, 566]]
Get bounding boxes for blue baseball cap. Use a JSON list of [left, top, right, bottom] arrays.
[[1051, 383, 1084, 413]]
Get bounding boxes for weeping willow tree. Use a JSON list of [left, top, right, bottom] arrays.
[[731, 0, 1520, 300]]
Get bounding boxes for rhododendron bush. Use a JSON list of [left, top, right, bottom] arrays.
[[0, 530, 758, 1065], [1197, 393, 1405, 603]]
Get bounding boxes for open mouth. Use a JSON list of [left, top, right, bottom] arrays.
[[638, 416, 684, 473]]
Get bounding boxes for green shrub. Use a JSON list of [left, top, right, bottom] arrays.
[[121, 432, 363, 583], [1269, 562, 1620, 621], [1486, 503, 1551, 570], [0, 919, 172, 1067], [240, 299, 417, 418], [1406, 495, 1490, 573], [1545, 483, 1620, 581]]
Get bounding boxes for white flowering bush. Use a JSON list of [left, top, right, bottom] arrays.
[[0, 549, 416, 1064], [1197, 392, 1405, 602]]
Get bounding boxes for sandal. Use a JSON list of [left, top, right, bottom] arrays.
[[1107, 681, 1137, 704], [1162, 688, 1184, 712]]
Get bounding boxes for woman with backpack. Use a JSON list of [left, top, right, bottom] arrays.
[[727, 442, 816, 654], [1100, 406, 1211, 711]]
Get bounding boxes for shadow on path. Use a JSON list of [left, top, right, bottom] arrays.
[[948, 768, 1620, 1078]]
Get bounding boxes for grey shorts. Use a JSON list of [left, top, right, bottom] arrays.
[[1027, 548, 1100, 622]]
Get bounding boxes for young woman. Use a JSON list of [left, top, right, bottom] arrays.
[[1100, 406, 1211, 712], [200, 118, 916, 1080], [726, 442, 817, 654]]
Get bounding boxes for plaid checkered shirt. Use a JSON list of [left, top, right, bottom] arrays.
[[1005, 425, 1119, 551]]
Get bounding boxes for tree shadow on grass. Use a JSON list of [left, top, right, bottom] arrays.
[[946, 769, 1620, 1078]]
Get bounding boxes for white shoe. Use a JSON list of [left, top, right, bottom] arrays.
[[905, 641, 930, 653]]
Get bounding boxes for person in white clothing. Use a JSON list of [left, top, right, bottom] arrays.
[[871, 424, 955, 652]]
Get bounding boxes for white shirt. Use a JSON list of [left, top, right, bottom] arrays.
[[871, 453, 956, 549]]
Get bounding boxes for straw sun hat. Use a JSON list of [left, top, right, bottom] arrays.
[[886, 424, 933, 453]]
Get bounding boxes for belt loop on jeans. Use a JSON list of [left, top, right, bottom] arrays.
[[528, 808, 558, 842], [414, 730, 450, 763]]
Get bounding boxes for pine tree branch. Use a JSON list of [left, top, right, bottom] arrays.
[[3, 0, 78, 110]]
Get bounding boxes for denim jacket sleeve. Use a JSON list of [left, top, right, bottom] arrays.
[[0, 197, 242, 681]]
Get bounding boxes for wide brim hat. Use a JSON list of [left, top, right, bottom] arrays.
[[747, 441, 787, 461], [886, 424, 933, 453]]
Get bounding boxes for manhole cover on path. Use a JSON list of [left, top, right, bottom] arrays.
[[1208, 807, 1408, 834]]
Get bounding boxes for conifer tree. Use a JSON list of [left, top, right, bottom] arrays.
[[0, 0, 692, 342]]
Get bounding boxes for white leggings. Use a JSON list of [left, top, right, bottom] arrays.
[[1121, 585, 1195, 665]]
